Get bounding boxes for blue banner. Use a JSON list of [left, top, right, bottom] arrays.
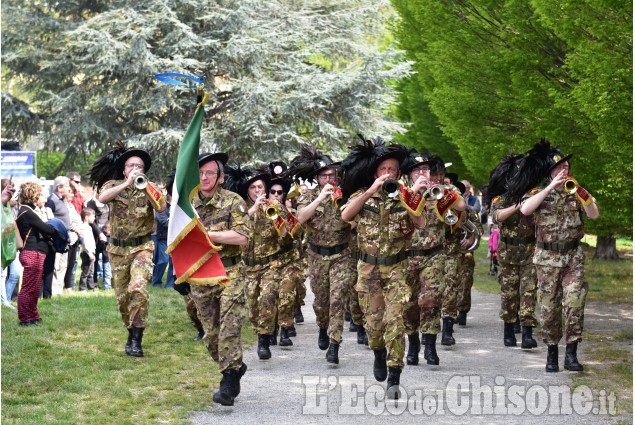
[[1, 151, 36, 180]]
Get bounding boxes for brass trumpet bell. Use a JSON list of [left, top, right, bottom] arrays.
[[563, 177, 578, 195], [264, 200, 284, 220], [444, 209, 459, 225], [133, 174, 148, 190], [424, 184, 444, 201]]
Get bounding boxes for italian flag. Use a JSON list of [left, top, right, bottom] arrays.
[[166, 94, 227, 284]]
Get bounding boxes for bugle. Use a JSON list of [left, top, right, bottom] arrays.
[[423, 184, 444, 201], [459, 220, 481, 252], [382, 179, 400, 198], [444, 209, 459, 225], [263, 199, 284, 220], [563, 177, 578, 195], [133, 174, 148, 190], [332, 186, 343, 207]]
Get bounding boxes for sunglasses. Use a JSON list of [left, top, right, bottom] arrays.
[[269, 189, 285, 195]]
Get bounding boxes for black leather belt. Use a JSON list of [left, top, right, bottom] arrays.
[[358, 251, 408, 266], [408, 244, 443, 258], [221, 255, 241, 267], [308, 242, 349, 256], [242, 244, 294, 267], [501, 235, 536, 246], [111, 235, 152, 248], [537, 241, 579, 251]]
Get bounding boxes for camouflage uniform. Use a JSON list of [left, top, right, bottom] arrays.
[[491, 196, 538, 326], [278, 235, 305, 329], [522, 188, 587, 345], [298, 188, 355, 344], [405, 198, 446, 335], [242, 203, 295, 336], [103, 179, 159, 329], [456, 211, 481, 314], [190, 188, 250, 372], [347, 232, 364, 327], [345, 190, 414, 369]]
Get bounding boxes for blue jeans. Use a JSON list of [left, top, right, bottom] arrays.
[[6, 259, 21, 302], [102, 259, 112, 289], [151, 236, 174, 288]]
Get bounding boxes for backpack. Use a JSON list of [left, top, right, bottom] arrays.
[[46, 218, 71, 253]]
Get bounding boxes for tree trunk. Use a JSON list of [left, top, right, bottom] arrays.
[[593, 236, 620, 260]]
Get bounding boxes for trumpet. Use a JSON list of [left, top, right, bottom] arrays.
[[133, 174, 148, 190], [423, 184, 444, 201], [263, 199, 284, 221], [287, 181, 302, 199], [382, 179, 400, 198], [444, 209, 459, 225], [563, 176, 578, 195], [332, 186, 343, 207], [459, 220, 481, 252]]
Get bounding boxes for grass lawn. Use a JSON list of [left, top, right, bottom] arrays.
[[2, 286, 255, 425]]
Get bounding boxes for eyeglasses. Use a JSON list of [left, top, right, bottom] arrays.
[[318, 173, 336, 179], [412, 167, 430, 174], [125, 163, 145, 170], [269, 189, 284, 195], [199, 171, 218, 178]]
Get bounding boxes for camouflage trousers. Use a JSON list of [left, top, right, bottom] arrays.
[[110, 249, 153, 328], [183, 292, 202, 329], [457, 252, 475, 313], [189, 265, 246, 372], [535, 250, 587, 345], [356, 260, 409, 369], [404, 251, 446, 335], [278, 260, 305, 328], [308, 249, 357, 344], [244, 264, 280, 335], [441, 251, 461, 319], [498, 261, 538, 326]]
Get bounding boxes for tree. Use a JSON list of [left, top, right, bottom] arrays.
[[2, 0, 411, 181], [390, 0, 632, 253]]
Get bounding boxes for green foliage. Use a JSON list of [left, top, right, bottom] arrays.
[[391, 0, 632, 235], [2, 0, 411, 181]]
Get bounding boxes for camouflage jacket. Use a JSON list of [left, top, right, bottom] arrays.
[[345, 189, 413, 257], [242, 200, 288, 267], [192, 188, 250, 260], [411, 198, 445, 250], [297, 187, 351, 248], [491, 196, 535, 265], [522, 187, 585, 267], [101, 179, 159, 256]]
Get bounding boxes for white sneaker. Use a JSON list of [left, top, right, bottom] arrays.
[[2, 302, 16, 310]]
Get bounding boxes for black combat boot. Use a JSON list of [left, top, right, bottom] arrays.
[[406, 332, 420, 366], [344, 311, 352, 322], [513, 314, 521, 333], [213, 369, 239, 406], [564, 342, 583, 371], [130, 327, 145, 357], [422, 333, 440, 365], [194, 321, 205, 342], [125, 328, 133, 355], [294, 305, 304, 324], [287, 325, 297, 337], [356, 326, 367, 345], [441, 317, 456, 346], [386, 367, 402, 400], [457, 311, 467, 326], [257, 335, 271, 360], [326, 342, 339, 364], [234, 362, 248, 397], [279, 327, 293, 346], [269, 325, 279, 346], [349, 321, 358, 332], [373, 348, 388, 382], [318, 327, 329, 350], [521, 326, 538, 349], [546, 344, 559, 372], [504, 322, 517, 347]]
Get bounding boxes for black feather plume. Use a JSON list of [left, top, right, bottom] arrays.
[[340, 136, 375, 200], [89, 141, 127, 192], [506, 139, 552, 205], [484, 153, 523, 209], [286, 144, 334, 182], [223, 163, 249, 197]]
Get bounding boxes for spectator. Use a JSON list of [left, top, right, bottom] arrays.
[[63, 189, 83, 293], [151, 193, 174, 288], [78, 208, 97, 291], [462, 180, 481, 213], [99, 221, 112, 289], [43, 176, 72, 298], [16, 182, 58, 325], [488, 224, 500, 275], [67, 171, 86, 217], [86, 191, 110, 286], [1, 179, 18, 309]]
